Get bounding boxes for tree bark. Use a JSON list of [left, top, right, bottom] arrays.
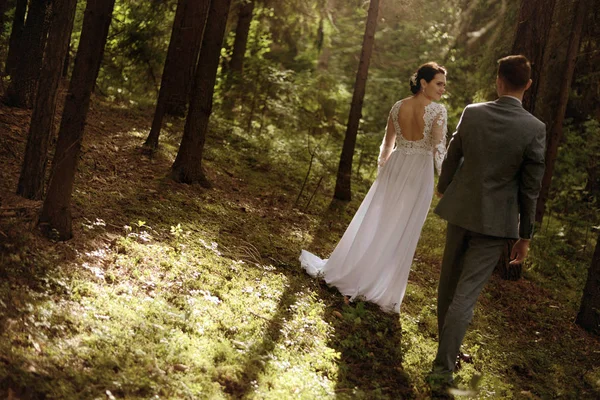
[[163, 0, 208, 117], [16, 0, 78, 200], [499, 0, 591, 279], [535, 0, 588, 223], [222, 0, 254, 114], [144, 0, 209, 150], [62, 30, 72, 77], [334, 0, 379, 201], [39, 0, 116, 240], [510, 0, 557, 114], [4, 0, 52, 108], [170, 0, 232, 186], [576, 231, 600, 335], [4, 0, 27, 76], [504, 0, 560, 280], [500, 0, 589, 279]]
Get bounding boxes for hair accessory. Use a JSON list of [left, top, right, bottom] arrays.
[[410, 73, 418, 85]]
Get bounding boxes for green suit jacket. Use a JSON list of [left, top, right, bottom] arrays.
[[435, 96, 546, 239]]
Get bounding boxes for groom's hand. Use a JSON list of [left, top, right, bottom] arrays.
[[509, 239, 530, 265]]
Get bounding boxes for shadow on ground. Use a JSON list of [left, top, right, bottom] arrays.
[[304, 200, 415, 399]]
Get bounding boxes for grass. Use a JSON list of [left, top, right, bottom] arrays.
[[1, 97, 599, 399]]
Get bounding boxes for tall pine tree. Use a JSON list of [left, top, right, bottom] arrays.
[[39, 0, 117, 240], [17, 0, 78, 200], [334, 0, 379, 201], [170, 0, 232, 186]]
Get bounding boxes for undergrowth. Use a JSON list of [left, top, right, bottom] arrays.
[[1, 99, 599, 399]]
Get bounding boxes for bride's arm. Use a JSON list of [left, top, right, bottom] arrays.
[[378, 105, 398, 171], [432, 106, 448, 176]]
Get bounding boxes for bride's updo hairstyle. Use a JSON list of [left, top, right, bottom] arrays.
[[409, 62, 447, 94]]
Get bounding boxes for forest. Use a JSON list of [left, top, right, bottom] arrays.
[[0, 0, 599, 398]]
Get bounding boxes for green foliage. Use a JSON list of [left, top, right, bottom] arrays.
[[549, 118, 600, 226], [218, 0, 481, 196], [98, 0, 175, 104], [526, 118, 600, 310], [0, 5, 15, 72]]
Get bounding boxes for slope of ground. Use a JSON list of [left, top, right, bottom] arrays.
[[0, 97, 599, 399]]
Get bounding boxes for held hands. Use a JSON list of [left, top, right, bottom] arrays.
[[509, 239, 530, 265]]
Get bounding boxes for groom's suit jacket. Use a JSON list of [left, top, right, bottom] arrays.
[[435, 96, 546, 239]]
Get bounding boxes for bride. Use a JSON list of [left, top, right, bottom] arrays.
[[300, 62, 448, 313]]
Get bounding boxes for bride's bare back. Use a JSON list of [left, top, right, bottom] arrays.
[[397, 97, 426, 141]]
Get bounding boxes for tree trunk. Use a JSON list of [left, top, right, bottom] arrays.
[[4, 0, 27, 76], [39, 0, 116, 241], [233, 1, 254, 70], [170, 0, 232, 186], [62, 30, 72, 77], [16, 0, 78, 200], [333, 0, 379, 201], [4, 0, 52, 108], [535, 0, 588, 223], [163, 0, 208, 117], [144, 0, 209, 150], [510, 0, 557, 114], [576, 231, 600, 335], [501, 0, 589, 279], [222, 0, 254, 115], [245, 64, 261, 132]]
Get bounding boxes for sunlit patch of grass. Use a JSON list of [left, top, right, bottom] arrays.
[[0, 217, 343, 398], [526, 216, 592, 307], [585, 367, 600, 395], [125, 128, 149, 138]]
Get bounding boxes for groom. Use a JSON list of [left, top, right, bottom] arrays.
[[430, 55, 546, 388]]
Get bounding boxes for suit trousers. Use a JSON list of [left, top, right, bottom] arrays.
[[433, 223, 506, 377]]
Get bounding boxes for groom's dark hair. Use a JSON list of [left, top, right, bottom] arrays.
[[497, 55, 531, 90]]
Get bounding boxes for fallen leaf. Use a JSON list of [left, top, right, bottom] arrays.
[[32, 341, 42, 353], [173, 363, 189, 372]]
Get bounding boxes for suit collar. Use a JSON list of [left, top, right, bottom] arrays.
[[496, 96, 523, 108]]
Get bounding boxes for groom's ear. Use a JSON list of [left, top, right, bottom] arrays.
[[496, 75, 505, 94], [524, 79, 532, 91]]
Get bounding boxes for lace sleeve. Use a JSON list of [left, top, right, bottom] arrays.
[[432, 105, 448, 176], [378, 102, 399, 172]]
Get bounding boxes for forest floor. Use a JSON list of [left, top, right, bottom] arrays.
[[1, 96, 600, 399]]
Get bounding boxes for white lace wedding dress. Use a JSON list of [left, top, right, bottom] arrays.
[[300, 99, 447, 313]]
